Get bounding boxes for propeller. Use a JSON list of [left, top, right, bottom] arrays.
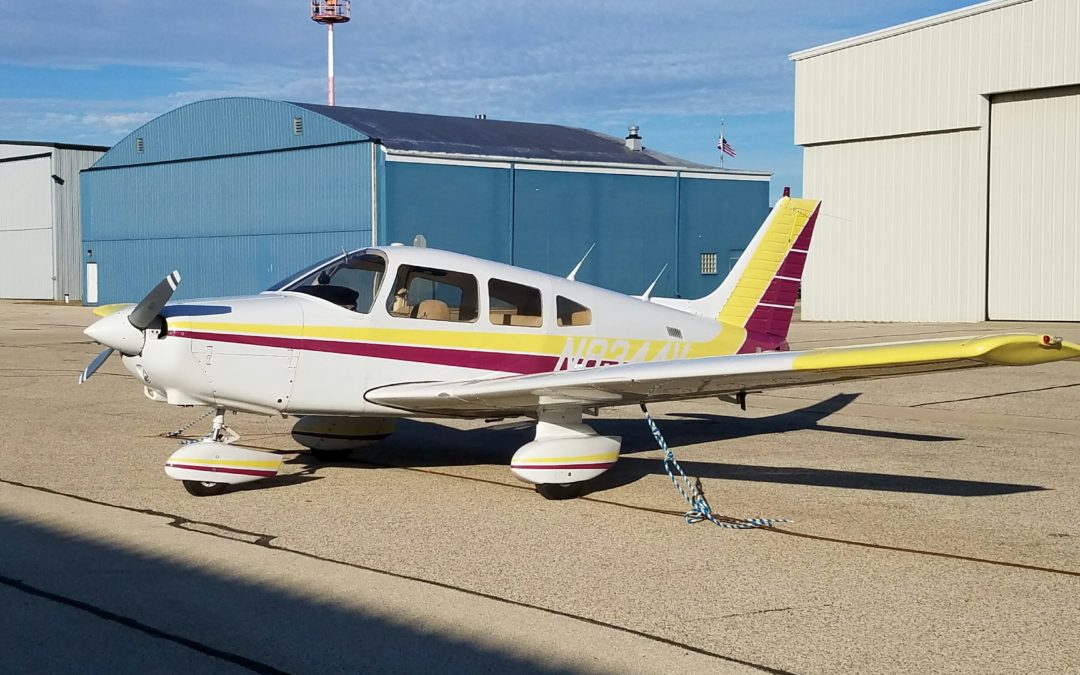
[[79, 271, 181, 383]]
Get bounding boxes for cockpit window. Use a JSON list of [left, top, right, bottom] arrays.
[[281, 251, 387, 313], [387, 265, 478, 323]]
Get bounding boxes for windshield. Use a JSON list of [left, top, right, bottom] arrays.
[[276, 250, 388, 313]]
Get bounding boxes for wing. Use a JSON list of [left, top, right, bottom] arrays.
[[366, 333, 1080, 417]]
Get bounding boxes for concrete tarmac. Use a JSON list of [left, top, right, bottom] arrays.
[[1, 300, 1078, 674]]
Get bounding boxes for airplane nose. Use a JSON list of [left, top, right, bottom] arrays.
[[84, 311, 146, 355]]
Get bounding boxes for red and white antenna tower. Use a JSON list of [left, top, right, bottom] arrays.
[[310, 0, 351, 106]]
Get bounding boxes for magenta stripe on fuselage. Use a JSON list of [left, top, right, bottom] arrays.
[[171, 330, 559, 374]]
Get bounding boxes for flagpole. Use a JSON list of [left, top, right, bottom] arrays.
[[719, 119, 725, 169]]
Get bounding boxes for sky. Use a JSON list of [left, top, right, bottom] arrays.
[[0, 0, 978, 202]]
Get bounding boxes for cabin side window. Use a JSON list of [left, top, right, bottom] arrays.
[[489, 279, 543, 328], [556, 296, 592, 327], [387, 265, 479, 323], [286, 252, 386, 313]]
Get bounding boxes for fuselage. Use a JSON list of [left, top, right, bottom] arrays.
[[121, 245, 788, 417]]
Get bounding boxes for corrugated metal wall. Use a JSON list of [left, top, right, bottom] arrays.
[[53, 148, 105, 301], [94, 98, 362, 168], [987, 86, 1080, 320], [794, 0, 1080, 145], [802, 132, 986, 322], [0, 152, 54, 299], [84, 142, 374, 303], [384, 156, 770, 298], [794, 0, 1080, 322], [383, 159, 513, 261]]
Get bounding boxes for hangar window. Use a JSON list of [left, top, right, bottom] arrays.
[[283, 251, 387, 313], [700, 253, 718, 275], [556, 296, 591, 327], [388, 265, 478, 323], [489, 279, 543, 328]]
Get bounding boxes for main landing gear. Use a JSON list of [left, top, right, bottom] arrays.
[[510, 405, 622, 500]]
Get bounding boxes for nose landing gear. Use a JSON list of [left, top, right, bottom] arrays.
[[165, 407, 283, 496]]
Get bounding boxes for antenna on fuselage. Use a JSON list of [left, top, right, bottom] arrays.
[[413, 234, 427, 248], [635, 264, 668, 302], [566, 243, 596, 281]]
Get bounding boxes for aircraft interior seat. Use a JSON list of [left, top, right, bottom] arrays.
[[414, 299, 450, 321]]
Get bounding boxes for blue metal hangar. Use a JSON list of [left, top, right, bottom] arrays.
[[82, 97, 770, 305]]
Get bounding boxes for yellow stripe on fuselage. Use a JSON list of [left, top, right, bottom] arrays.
[[169, 319, 749, 361], [717, 198, 817, 326]]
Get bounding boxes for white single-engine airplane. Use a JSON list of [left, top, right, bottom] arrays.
[[80, 197, 1080, 498]]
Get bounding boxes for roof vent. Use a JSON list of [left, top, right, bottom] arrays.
[[293, 116, 303, 135], [625, 125, 642, 151], [135, 137, 144, 153]]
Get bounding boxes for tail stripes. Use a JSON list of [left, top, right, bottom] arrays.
[[741, 204, 819, 338]]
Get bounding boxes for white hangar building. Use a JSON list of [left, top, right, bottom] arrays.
[[791, 0, 1079, 322], [0, 141, 107, 301]]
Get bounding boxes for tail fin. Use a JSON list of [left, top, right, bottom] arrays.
[[682, 196, 820, 339]]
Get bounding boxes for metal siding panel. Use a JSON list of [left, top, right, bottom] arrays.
[[512, 170, 677, 296], [794, 0, 1079, 145], [802, 131, 985, 322], [87, 231, 372, 304], [52, 148, 105, 300], [0, 229, 53, 298], [677, 177, 770, 299], [83, 143, 374, 304], [93, 98, 367, 168], [0, 155, 54, 298], [988, 87, 1080, 320], [382, 161, 512, 261]]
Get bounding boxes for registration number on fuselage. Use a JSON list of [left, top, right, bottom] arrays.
[[554, 337, 691, 371]]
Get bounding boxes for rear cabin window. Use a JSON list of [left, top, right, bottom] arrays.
[[489, 279, 543, 328], [387, 265, 478, 323], [556, 296, 592, 327], [288, 252, 386, 313]]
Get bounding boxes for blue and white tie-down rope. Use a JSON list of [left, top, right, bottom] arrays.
[[640, 403, 788, 529]]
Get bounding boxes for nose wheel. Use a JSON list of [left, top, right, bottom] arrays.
[[182, 480, 228, 497], [535, 483, 584, 500]]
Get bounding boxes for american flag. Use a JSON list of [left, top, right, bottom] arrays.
[[717, 135, 736, 158]]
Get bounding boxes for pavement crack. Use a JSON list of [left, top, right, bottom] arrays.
[[0, 477, 795, 675], [912, 382, 1080, 407]]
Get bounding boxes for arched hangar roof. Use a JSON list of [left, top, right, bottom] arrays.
[[91, 97, 723, 171]]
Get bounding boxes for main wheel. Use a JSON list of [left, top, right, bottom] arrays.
[[310, 447, 354, 462], [536, 482, 584, 500], [182, 480, 228, 497]]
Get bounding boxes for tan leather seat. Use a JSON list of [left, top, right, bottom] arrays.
[[414, 299, 450, 321]]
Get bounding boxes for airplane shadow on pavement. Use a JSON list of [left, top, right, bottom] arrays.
[[0, 514, 582, 674], [271, 393, 1046, 499]]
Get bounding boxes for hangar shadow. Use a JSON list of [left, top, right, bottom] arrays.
[[280, 393, 1045, 498], [0, 514, 580, 674]]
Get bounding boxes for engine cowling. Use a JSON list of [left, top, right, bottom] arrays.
[[291, 416, 397, 451]]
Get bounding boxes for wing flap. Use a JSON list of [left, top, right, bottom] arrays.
[[366, 334, 1080, 416]]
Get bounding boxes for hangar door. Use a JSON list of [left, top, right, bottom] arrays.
[[0, 155, 54, 299], [988, 87, 1080, 321]]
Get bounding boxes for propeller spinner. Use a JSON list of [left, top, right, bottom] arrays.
[[79, 271, 181, 383]]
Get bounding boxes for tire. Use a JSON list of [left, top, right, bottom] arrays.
[[310, 447, 354, 462], [536, 482, 584, 500], [182, 480, 228, 497]]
